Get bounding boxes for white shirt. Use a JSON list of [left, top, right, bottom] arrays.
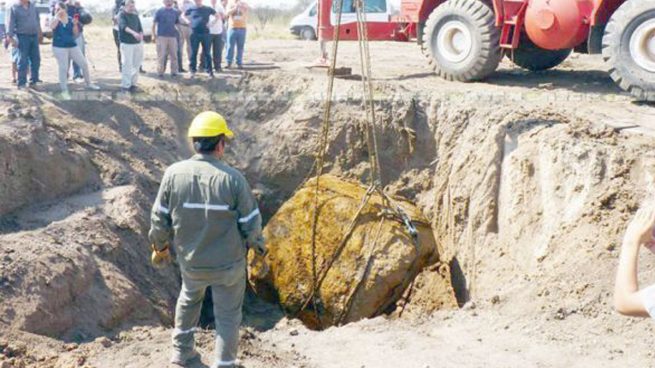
[[208, 3, 225, 35], [641, 284, 655, 318]]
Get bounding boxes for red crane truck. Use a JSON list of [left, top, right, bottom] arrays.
[[317, 0, 655, 101]]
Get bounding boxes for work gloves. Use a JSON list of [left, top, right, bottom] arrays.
[[151, 244, 173, 269], [248, 234, 268, 257]]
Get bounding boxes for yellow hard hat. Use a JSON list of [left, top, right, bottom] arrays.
[[187, 111, 234, 138]]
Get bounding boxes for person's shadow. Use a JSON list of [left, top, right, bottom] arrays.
[[199, 288, 285, 332], [187, 360, 210, 368]]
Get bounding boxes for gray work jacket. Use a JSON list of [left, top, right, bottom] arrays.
[[149, 154, 262, 273]]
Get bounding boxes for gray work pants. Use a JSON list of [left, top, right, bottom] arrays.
[[172, 259, 246, 368], [53, 46, 90, 92]]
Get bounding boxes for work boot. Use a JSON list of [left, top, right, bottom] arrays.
[[171, 349, 201, 366]]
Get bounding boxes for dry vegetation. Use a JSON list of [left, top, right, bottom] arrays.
[[85, 2, 306, 41]]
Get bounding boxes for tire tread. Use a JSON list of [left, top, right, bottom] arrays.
[[422, 0, 501, 82], [601, 0, 655, 101]]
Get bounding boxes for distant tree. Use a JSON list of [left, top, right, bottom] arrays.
[[252, 6, 283, 33], [293, 0, 315, 12]]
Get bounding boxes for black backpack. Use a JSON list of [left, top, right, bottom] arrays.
[[79, 7, 93, 25]]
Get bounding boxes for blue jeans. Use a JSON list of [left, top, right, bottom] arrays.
[[17, 34, 40, 86], [71, 33, 85, 79], [226, 28, 246, 66], [189, 32, 212, 74]]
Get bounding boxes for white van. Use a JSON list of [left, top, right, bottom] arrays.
[[289, 2, 317, 41], [139, 8, 155, 43], [36, 3, 52, 39]]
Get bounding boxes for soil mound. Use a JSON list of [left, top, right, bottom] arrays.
[[0, 105, 98, 217], [248, 175, 457, 329]]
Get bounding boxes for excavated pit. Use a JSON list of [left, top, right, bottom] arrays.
[[1, 68, 655, 367]]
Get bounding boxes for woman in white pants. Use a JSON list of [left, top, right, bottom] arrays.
[[118, 0, 144, 92], [50, 2, 98, 98]]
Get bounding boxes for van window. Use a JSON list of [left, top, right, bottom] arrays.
[[309, 3, 317, 16], [365, 0, 387, 13], [332, 0, 387, 13]]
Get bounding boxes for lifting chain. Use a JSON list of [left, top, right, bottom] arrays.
[[299, 0, 419, 329]]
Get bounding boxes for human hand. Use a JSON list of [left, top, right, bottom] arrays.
[[248, 235, 267, 257], [624, 204, 655, 247], [151, 244, 173, 268]]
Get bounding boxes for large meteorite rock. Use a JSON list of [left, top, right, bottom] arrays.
[[248, 175, 456, 329]]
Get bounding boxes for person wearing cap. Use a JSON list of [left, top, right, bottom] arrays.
[[149, 111, 266, 368]]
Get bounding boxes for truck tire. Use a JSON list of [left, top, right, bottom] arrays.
[[602, 0, 655, 101], [423, 0, 501, 81], [301, 26, 317, 41], [510, 37, 572, 71]]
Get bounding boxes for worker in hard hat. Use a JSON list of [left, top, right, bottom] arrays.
[[149, 111, 266, 368]]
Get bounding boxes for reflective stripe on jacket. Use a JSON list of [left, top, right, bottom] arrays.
[[148, 154, 262, 272]]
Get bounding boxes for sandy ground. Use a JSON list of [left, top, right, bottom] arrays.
[[1, 26, 655, 368]]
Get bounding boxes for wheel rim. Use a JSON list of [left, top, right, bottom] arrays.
[[303, 29, 313, 40], [629, 18, 655, 73], [436, 20, 473, 63]]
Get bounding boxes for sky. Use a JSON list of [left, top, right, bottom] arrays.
[[82, 0, 299, 10]]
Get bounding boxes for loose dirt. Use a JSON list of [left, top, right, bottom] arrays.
[[0, 26, 654, 367]]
